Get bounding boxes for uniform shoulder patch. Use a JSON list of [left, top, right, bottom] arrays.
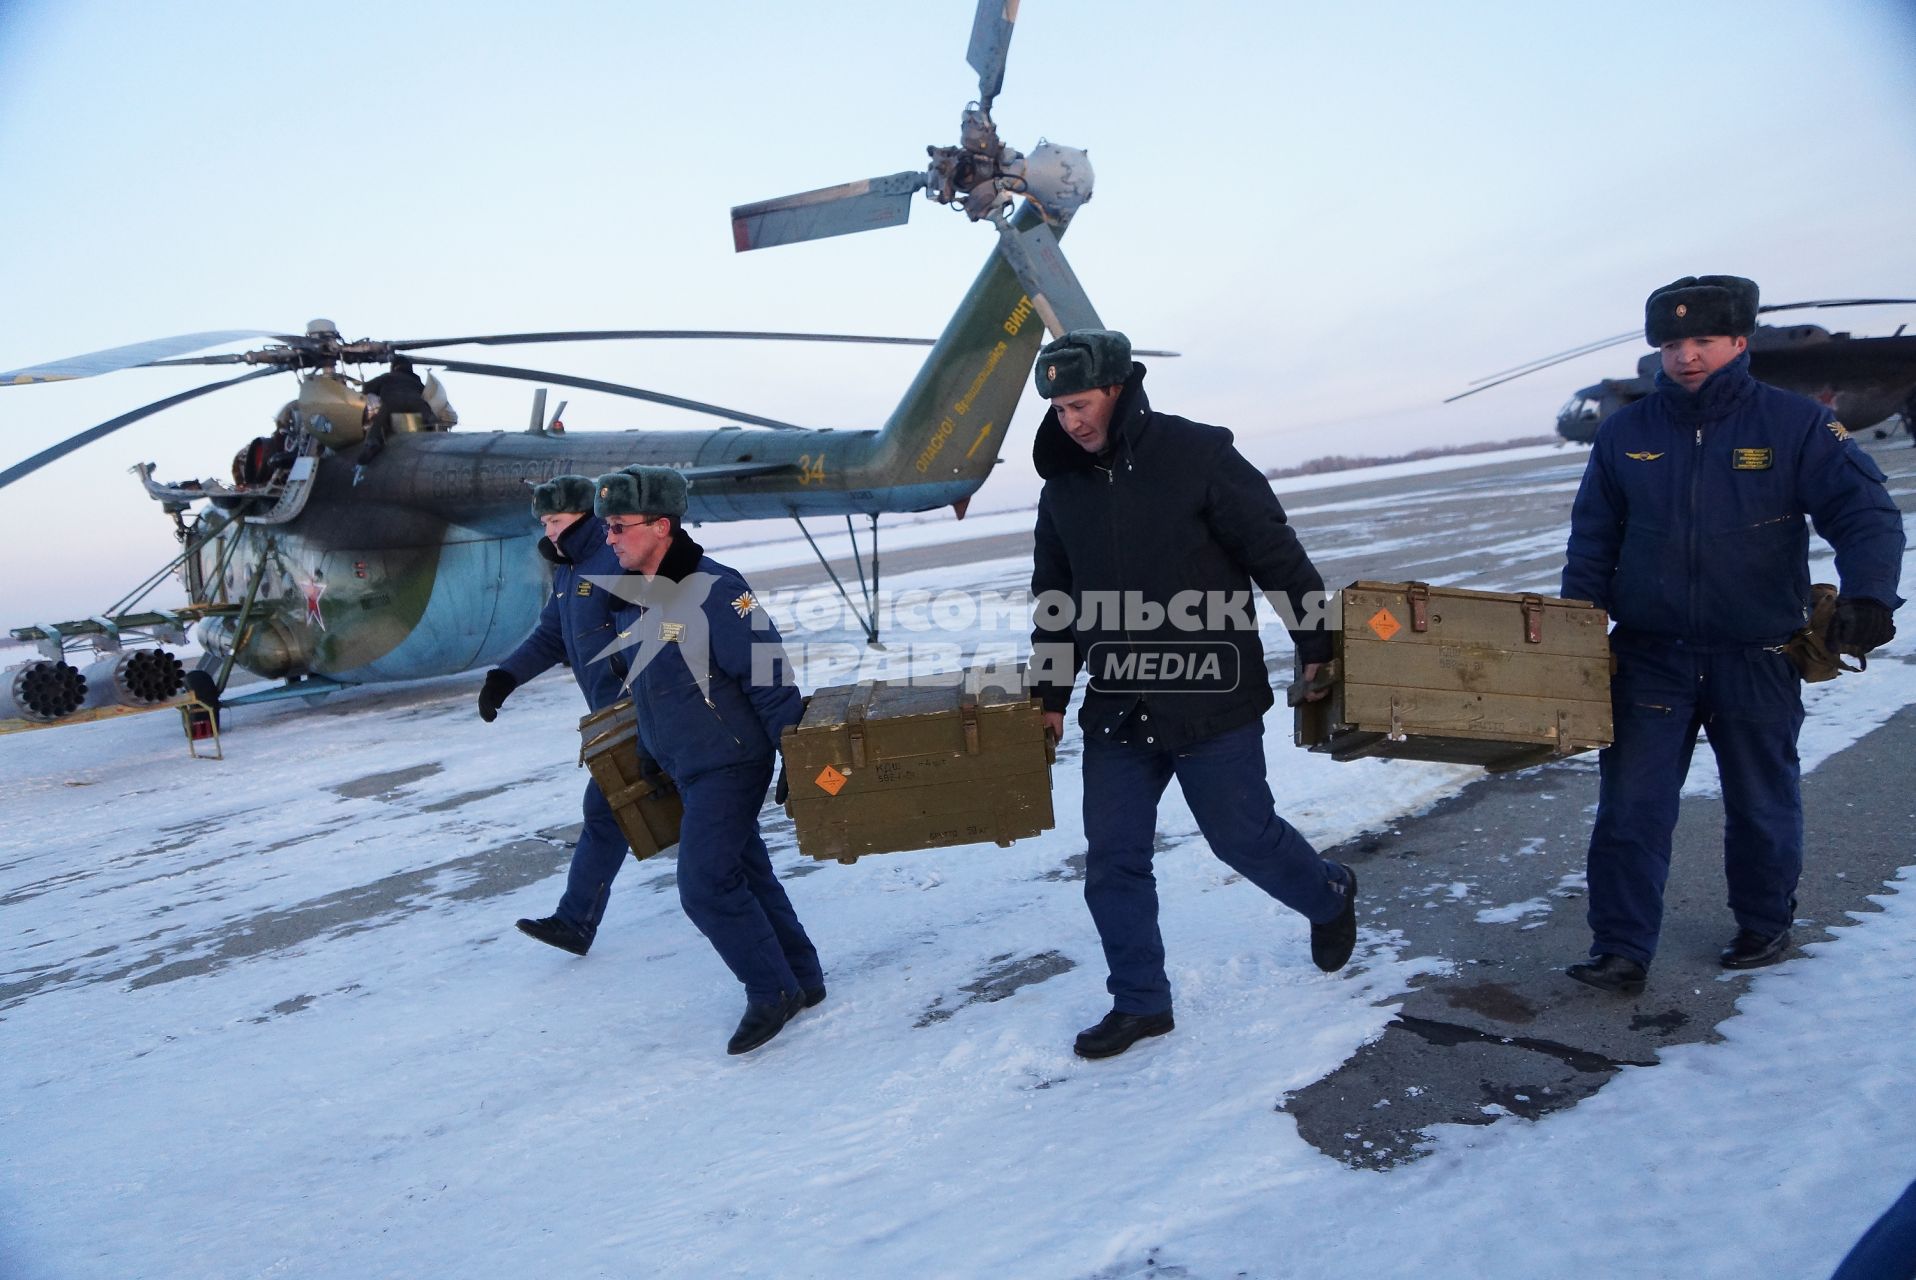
[[731, 591, 758, 618], [1828, 420, 1851, 441], [1624, 451, 1664, 461]]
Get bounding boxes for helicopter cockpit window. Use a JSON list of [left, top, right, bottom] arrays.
[[1559, 395, 1602, 424]]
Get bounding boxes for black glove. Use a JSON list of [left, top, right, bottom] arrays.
[[1827, 597, 1896, 656], [476, 669, 518, 722], [774, 764, 790, 806]]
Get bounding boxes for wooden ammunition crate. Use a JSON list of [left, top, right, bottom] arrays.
[[1294, 581, 1612, 771], [781, 669, 1055, 864], [580, 700, 684, 859]]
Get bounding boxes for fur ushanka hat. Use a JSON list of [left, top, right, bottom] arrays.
[[593, 466, 689, 520], [529, 474, 596, 519], [1033, 329, 1133, 399], [1645, 275, 1759, 346]]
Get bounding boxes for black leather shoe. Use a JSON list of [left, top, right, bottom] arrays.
[[802, 985, 827, 1008], [727, 990, 805, 1055], [515, 915, 591, 957], [1311, 863, 1359, 973], [1073, 1009, 1175, 1059], [1720, 928, 1792, 970], [1566, 953, 1647, 994]]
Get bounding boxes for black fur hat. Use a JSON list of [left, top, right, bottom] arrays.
[[1645, 275, 1759, 346], [594, 466, 689, 519], [1033, 329, 1132, 399], [530, 474, 596, 518]]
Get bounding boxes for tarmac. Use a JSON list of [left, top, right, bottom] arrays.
[[789, 434, 1916, 1168]]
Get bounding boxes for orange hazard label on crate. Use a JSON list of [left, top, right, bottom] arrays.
[[1367, 607, 1403, 641], [814, 765, 848, 796]]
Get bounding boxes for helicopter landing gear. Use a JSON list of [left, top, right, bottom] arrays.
[[792, 512, 882, 647]]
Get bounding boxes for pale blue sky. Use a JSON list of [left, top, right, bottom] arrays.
[[3, 0, 1914, 622]]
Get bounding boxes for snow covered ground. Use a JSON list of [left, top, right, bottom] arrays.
[[2, 446, 1912, 1279]]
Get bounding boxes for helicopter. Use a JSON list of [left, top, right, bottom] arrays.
[[1449, 298, 1916, 443], [0, 0, 1140, 731]]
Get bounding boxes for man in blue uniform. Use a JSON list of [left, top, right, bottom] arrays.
[[1562, 275, 1904, 994], [1026, 329, 1359, 1061], [595, 466, 825, 1055], [477, 474, 633, 957]]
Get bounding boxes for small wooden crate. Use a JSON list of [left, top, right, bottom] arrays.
[[781, 668, 1055, 864], [1295, 581, 1612, 772], [579, 700, 684, 859]]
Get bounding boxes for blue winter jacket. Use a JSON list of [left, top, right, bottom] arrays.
[[607, 530, 803, 784], [498, 515, 627, 712], [1562, 353, 1904, 647]]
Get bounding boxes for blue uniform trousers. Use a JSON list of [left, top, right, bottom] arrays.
[[1832, 1177, 1916, 1280], [675, 761, 823, 1004], [1586, 640, 1805, 966], [554, 777, 630, 940], [1082, 721, 1349, 1014]]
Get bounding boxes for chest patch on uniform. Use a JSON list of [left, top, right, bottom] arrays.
[[1367, 608, 1402, 641], [575, 581, 594, 597], [1828, 420, 1851, 441], [659, 621, 685, 643], [1624, 451, 1663, 461], [1732, 448, 1773, 470]]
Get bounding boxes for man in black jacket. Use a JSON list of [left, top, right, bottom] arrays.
[[354, 355, 437, 481], [1027, 329, 1359, 1060]]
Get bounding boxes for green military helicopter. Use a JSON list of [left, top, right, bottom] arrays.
[[0, 0, 1141, 730]]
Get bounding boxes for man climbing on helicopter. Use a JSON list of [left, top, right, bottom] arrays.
[[354, 355, 440, 483]]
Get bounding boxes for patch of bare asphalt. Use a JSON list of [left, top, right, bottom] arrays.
[[1278, 705, 1916, 1170], [0, 834, 570, 1011], [1037, 853, 1087, 883], [326, 763, 445, 801], [915, 950, 1077, 1027], [417, 788, 510, 814]]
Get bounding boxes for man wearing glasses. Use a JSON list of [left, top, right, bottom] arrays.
[[595, 466, 825, 1055], [478, 474, 634, 957]]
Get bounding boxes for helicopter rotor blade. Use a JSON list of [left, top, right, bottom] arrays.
[[1758, 297, 1916, 315], [0, 367, 285, 491], [1450, 296, 1916, 405], [990, 215, 1102, 337], [1463, 329, 1643, 388], [731, 171, 928, 252], [391, 329, 946, 352], [417, 358, 810, 431], [967, 0, 1018, 110], [390, 329, 1177, 356], [2, 331, 284, 385], [1443, 335, 1650, 404]]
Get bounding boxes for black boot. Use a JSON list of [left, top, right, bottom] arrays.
[[1566, 953, 1647, 994], [1720, 928, 1792, 970], [727, 990, 804, 1055], [1311, 863, 1359, 973], [802, 985, 827, 1008], [515, 915, 591, 956], [1073, 1009, 1175, 1059]]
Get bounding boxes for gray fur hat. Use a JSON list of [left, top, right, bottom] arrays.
[[529, 474, 596, 519], [1033, 329, 1133, 399], [594, 466, 689, 519], [1645, 275, 1759, 346]]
